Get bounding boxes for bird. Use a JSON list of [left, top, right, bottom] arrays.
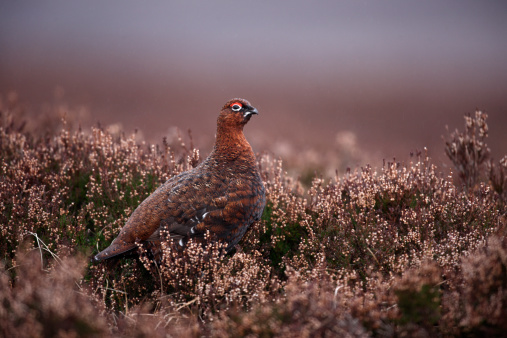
[[93, 98, 266, 262]]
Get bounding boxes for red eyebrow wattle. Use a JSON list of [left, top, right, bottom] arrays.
[[230, 102, 242, 108]]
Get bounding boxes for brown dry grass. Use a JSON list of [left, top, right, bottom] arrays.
[[1, 92, 506, 336]]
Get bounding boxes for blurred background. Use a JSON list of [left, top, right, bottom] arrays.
[[1, 1, 506, 176]]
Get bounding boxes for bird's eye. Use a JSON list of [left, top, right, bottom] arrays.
[[231, 103, 242, 111]]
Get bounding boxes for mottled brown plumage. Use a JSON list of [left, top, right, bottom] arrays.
[[93, 98, 266, 262]]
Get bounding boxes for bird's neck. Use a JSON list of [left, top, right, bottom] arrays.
[[211, 124, 254, 162]]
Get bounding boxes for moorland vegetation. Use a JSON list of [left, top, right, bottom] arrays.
[[1, 93, 506, 336]]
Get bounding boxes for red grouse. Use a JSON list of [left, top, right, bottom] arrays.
[[93, 98, 266, 262]]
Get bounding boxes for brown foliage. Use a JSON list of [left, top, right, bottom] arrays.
[[444, 110, 490, 191], [0, 248, 108, 337], [1, 95, 506, 336]]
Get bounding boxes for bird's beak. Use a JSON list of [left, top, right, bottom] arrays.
[[243, 106, 258, 118]]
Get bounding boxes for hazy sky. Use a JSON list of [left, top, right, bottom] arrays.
[[3, 1, 506, 79], [1, 1, 506, 163]]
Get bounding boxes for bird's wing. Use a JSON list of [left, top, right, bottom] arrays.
[[186, 178, 266, 251], [136, 176, 265, 251]]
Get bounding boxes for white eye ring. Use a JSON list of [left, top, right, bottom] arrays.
[[231, 104, 242, 111]]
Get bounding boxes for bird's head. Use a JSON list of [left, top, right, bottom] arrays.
[[218, 98, 259, 129]]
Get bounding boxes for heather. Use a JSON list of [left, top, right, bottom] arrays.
[[1, 96, 506, 336]]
